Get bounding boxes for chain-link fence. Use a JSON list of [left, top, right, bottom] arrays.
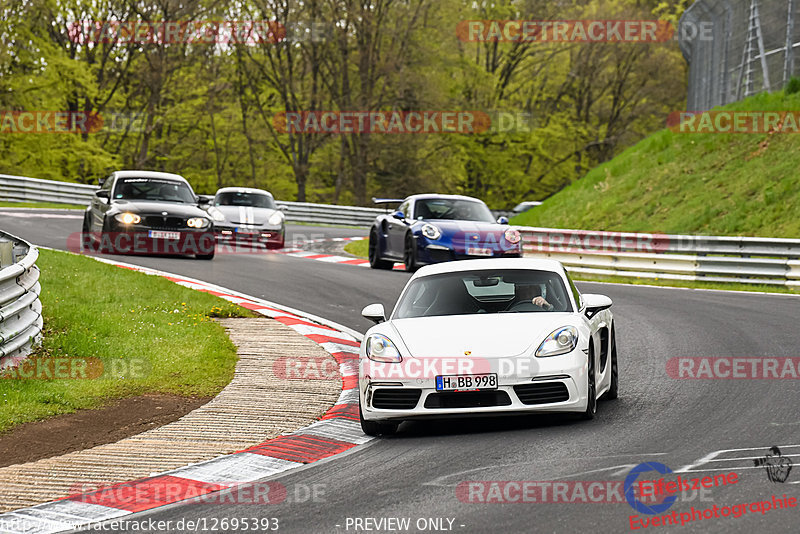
[[680, 0, 799, 110]]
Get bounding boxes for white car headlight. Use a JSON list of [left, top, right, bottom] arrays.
[[114, 212, 140, 225], [365, 334, 403, 363], [187, 217, 210, 228], [535, 326, 578, 357], [207, 207, 226, 222], [268, 211, 284, 226], [421, 223, 441, 240], [504, 228, 521, 244]]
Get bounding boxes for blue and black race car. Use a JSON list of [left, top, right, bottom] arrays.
[[367, 194, 522, 271]]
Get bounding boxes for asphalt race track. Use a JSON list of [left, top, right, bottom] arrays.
[[2, 209, 800, 533]]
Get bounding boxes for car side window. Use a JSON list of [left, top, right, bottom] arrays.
[[399, 200, 410, 219], [101, 175, 113, 191], [566, 271, 583, 310]]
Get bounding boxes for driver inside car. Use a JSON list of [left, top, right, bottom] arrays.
[[506, 283, 554, 312]]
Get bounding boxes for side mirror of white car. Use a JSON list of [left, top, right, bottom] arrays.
[[361, 303, 386, 324], [582, 293, 613, 319]]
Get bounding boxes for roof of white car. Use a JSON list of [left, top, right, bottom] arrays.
[[412, 258, 566, 278], [215, 187, 273, 196], [113, 170, 188, 182]]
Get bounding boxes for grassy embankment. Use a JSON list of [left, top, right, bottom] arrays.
[[0, 249, 253, 433]]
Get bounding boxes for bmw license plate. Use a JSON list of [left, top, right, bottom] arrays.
[[467, 247, 493, 256], [436, 373, 498, 391], [148, 230, 180, 240]]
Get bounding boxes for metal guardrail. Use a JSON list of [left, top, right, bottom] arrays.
[[0, 231, 43, 367], [2, 174, 799, 286], [274, 201, 384, 226], [0, 174, 386, 227], [519, 227, 800, 287], [0, 173, 99, 205]]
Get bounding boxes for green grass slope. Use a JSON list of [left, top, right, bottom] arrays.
[[512, 90, 800, 238]]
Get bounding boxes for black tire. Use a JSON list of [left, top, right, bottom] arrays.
[[97, 220, 115, 254], [403, 234, 418, 272], [359, 402, 398, 437], [196, 250, 215, 260], [581, 343, 597, 420], [602, 326, 619, 400], [368, 229, 393, 270], [81, 213, 97, 251]]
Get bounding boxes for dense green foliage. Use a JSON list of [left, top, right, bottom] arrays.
[[1, 0, 688, 208], [512, 89, 800, 237]]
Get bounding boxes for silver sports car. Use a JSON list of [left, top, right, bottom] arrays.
[[207, 187, 285, 248]]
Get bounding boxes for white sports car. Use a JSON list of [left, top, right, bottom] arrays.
[[358, 258, 618, 436], [206, 187, 285, 248]]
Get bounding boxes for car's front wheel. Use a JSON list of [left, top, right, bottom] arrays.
[[404, 234, 418, 272], [97, 219, 115, 254], [196, 250, 215, 260], [81, 213, 97, 251], [368, 229, 393, 270], [581, 343, 597, 420], [359, 402, 398, 436]]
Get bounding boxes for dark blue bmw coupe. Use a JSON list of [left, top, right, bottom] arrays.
[[368, 194, 522, 271]]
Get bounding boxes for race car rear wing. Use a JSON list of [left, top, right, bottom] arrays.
[[372, 197, 404, 213]]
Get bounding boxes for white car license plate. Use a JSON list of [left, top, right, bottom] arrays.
[[467, 247, 493, 256], [148, 230, 180, 240], [235, 227, 257, 234], [436, 373, 498, 391]]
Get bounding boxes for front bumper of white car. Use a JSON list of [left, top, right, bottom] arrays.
[[359, 349, 589, 421]]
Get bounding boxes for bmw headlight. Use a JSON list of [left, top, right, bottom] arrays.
[[187, 217, 210, 228], [504, 228, 521, 244], [535, 326, 578, 357], [421, 223, 441, 240], [207, 207, 226, 222], [268, 211, 284, 226], [114, 212, 141, 225], [365, 334, 403, 363]]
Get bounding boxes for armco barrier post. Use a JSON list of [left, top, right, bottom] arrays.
[[0, 240, 12, 267]]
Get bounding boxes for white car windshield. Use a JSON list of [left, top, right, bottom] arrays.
[[393, 269, 573, 319], [215, 191, 276, 209]]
